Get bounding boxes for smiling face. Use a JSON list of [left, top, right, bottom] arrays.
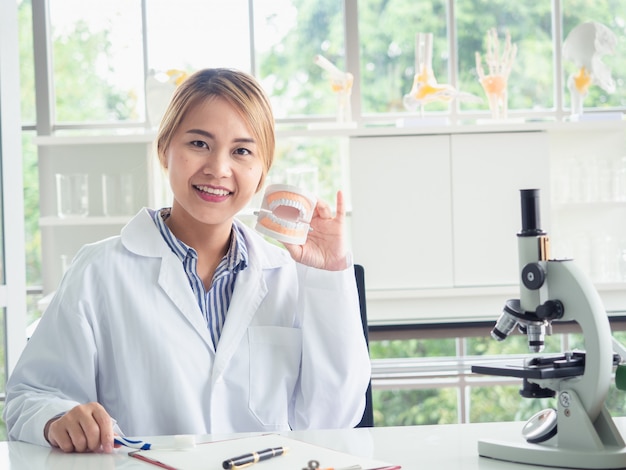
[[164, 96, 264, 234]]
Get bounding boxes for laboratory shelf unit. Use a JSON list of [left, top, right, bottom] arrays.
[[35, 131, 167, 293]]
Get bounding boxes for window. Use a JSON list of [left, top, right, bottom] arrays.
[[2, 0, 28, 441], [357, 0, 626, 120], [145, 0, 251, 74], [370, 330, 626, 426], [455, 1, 555, 113], [358, 0, 450, 114], [39, 0, 626, 129], [18, 0, 35, 126], [254, 0, 346, 120], [49, 0, 145, 124]]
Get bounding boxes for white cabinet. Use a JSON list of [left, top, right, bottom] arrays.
[[349, 134, 454, 290], [349, 123, 626, 325], [35, 134, 165, 293], [349, 131, 550, 292], [450, 132, 550, 286]]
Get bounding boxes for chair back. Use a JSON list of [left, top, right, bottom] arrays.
[[355, 264, 374, 428]]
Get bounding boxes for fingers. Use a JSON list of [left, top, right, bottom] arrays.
[[314, 191, 344, 220], [47, 403, 114, 453], [314, 198, 332, 219], [94, 407, 114, 453], [335, 190, 345, 218]]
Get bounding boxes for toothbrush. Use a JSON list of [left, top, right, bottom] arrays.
[[114, 435, 196, 451]]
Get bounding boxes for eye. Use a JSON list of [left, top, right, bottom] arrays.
[[190, 140, 208, 149], [233, 147, 252, 156]]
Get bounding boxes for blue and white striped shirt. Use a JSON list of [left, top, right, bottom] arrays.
[[151, 208, 249, 348]]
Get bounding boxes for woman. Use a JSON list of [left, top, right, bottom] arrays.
[[3, 68, 370, 453]]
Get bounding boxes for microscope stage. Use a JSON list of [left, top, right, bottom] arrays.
[[472, 352, 586, 379]]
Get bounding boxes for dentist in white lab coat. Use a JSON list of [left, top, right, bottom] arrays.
[[3, 68, 371, 453]]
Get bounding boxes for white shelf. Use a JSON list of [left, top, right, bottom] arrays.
[[31, 118, 626, 145], [34, 132, 156, 146], [39, 216, 131, 227]]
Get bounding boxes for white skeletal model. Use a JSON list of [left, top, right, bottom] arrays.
[[313, 54, 354, 122], [563, 21, 617, 116]]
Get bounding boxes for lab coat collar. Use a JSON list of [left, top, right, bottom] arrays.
[[119, 208, 293, 369], [120, 208, 175, 258], [119, 208, 292, 270], [120, 209, 216, 348]]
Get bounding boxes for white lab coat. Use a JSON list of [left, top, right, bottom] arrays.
[[4, 209, 371, 446]]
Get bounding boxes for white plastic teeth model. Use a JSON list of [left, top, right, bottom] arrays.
[[267, 197, 307, 220], [265, 212, 302, 230]]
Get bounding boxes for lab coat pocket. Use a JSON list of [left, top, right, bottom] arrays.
[[248, 326, 302, 427]]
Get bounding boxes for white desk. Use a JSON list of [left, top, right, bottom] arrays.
[[2, 419, 626, 469]]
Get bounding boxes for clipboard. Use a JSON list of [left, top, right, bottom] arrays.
[[129, 433, 401, 470]]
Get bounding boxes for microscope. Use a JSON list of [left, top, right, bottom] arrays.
[[471, 189, 626, 469]]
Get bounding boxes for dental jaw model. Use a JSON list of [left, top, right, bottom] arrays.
[[255, 184, 316, 245], [472, 189, 626, 469], [563, 22, 617, 117]]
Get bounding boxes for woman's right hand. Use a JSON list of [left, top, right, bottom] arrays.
[[45, 402, 115, 453]]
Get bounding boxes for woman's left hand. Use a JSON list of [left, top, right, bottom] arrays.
[[283, 190, 348, 271]]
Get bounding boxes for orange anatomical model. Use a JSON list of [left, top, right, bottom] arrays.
[[403, 32, 481, 115], [475, 28, 517, 120]]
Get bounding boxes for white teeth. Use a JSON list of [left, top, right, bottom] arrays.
[[196, 185, 230, 196], [268, 198, 305, 218], [266, 213, 302, 230]]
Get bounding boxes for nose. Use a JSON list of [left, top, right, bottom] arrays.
[[202, 149, 232, 178]]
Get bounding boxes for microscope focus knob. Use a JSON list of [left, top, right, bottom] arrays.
[[522, 263, 545, 290], [536, 299, 564, 321]]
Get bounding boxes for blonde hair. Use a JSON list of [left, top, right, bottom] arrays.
[[156, 68, 275, 190]]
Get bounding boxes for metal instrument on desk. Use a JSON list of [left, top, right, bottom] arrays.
[[471, 188, 626, 469]]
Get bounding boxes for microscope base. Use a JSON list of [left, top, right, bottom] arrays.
[[478, 439, 626, 469]]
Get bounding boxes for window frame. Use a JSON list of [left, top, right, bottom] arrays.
[[2, 0, 28, 381]]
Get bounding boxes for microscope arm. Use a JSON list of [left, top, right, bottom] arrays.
[[536, 259, 614, 423]]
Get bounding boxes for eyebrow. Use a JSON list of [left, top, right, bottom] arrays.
[[186, 128, 256, 144]]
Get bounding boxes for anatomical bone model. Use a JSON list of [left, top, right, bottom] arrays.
[[563, 21, 617, 117], [475, 28, 517, 120]]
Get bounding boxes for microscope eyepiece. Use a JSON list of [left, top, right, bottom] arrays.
[[519, 189, 545, 237]]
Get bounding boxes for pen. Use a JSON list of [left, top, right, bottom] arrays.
[[222, 446, 289, 469]]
